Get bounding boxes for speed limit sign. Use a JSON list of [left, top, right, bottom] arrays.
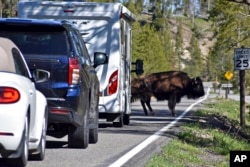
[[234, 48, 250, 70]]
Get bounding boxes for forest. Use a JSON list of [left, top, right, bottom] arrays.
[[2, 0, 250, 89]]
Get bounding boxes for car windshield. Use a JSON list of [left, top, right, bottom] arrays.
[[0, 31, 68, 55]]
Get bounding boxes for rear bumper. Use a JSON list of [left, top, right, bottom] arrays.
[[0, 105, 26, 153], [48, 106, 82, 127], [98, 95, 121, 114]]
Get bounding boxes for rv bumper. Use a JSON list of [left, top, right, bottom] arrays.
[[98, 96, 120, 113]]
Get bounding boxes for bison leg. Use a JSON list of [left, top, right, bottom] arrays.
[[168, 94, 177, 116], [145, 98, 154, 115], [140, 100, 148, 115]]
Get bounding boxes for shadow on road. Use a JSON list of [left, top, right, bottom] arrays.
[[45, 140, 68, 149]]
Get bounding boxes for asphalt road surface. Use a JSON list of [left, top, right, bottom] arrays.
[[1, 83, 212, 167], [2, 83, 248, 167]]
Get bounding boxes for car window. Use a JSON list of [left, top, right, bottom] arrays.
[[0, 31, 68, 55], [70, 30, 91, 66], [76, 30, 92, 65], [69, 30, 81, 57], [12, 48, 30, 77]]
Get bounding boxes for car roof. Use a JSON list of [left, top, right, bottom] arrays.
[[0, 37, 18, 73]]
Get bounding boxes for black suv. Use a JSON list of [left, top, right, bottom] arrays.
[[0, 18, 107, 148]]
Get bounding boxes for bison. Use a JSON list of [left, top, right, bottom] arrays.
[[131, 71, 205, 116], [131, 78, 154, 115]]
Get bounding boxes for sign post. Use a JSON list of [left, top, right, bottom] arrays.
[[234, 48, 250, 129]]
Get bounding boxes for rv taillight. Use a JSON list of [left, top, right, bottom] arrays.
[[68, 57, 80, 85], [108, 70, 118, 95], [0, 87, 20, 104]]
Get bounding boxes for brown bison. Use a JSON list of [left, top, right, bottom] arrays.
[[131, 78, 154, 115], [131, 71, 205, 116]]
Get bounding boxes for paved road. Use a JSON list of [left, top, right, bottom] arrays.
[[209, 81, 250, 102], [3, 82, 247, 167], [21, 83, 210, 167]]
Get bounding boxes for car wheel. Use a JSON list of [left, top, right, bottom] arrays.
[[89, 128, 98, 144], [123, 114, 130, 125], [89, 111, 98, 144], [68, 115, 89, 148], [113, 113, 124, 127], [29, 110, 47, 160], [13, 116, 29, 166]]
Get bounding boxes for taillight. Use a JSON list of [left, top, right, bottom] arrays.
[[50, 109, 69, 115], [0, 87, 20, 103], [68, 57, 80, 85], [108, 70, 118, 95]]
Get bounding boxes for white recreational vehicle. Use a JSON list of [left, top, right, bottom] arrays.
[[18, 1, 143, 127]]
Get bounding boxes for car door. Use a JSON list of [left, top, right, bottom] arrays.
[[77, 30, 100, 105], [12, 47, 37, 127], [69, 29, 89, 85], [76, 29, 98, 90], [71, 29, 99, 118]]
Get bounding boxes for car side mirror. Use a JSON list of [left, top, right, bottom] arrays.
[[132, 59, 144, 75], [93, 52, 108, 68], [32, 69, 50, 83]]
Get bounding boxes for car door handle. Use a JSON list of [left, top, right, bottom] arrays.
[[29, 90, 33, 96]]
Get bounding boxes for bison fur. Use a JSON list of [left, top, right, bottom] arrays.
[[131, 78, 154, 115], [131, 71, 205, 116]]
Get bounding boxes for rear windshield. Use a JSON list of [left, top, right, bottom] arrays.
[[0, 27, 68, 55]]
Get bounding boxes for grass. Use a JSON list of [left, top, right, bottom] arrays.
[[145, 97, 250, 167], [146, 140, 204, 167]]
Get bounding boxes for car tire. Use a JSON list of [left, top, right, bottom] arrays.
[[13, 115, 29, 167], [123, 114, 130, 125], [113, 113, 124, 127], [89, 111, 98, 144], [29, 109, 47, 160], [89, 128, 98, 144], [68, 114, 89, 148]]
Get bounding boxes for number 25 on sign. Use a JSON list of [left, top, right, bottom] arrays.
[[234, 48, 250, 70]]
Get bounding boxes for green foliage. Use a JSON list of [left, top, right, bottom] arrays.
[[1, 0, 18, 17], [208, 0, 250, 84], [6, 0, 246, 81], [162, 20, 177, 70], [151, 0, 164, 30], [146, 98, 250, 167], [132, 22, 171, 75], [146, 140, 204, 167], [122, 0, 139, 14], [185, 34, 203, 77], [86, 0, 119, 2], [175, 22, 183, 70]]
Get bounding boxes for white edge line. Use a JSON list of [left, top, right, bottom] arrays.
[[108, 87, 210, 167]]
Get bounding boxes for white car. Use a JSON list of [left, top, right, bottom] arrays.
[[0, 37, 50, 167]]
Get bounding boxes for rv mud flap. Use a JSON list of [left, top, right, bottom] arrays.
[[101, 113, 120, 122]]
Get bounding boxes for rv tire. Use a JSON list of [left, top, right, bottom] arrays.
[[113, 113, 124, 127], [123, 114, 130, 125]]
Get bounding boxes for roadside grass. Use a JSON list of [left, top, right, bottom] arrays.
[[145, 97, 250, 167]]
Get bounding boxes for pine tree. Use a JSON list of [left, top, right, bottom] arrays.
[[185, 34, 203, 77], [162, 18, 176, 70], [176, 21, 183, 70], [208, 0, 250, 84]]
